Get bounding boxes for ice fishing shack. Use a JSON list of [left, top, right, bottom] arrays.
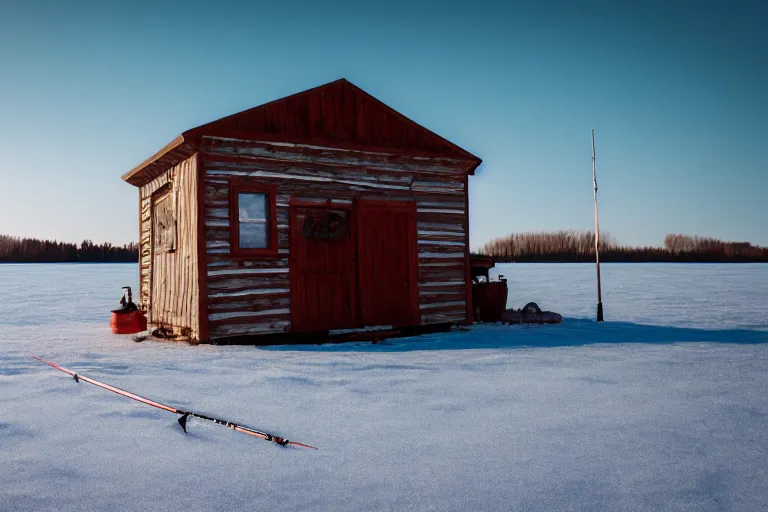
[[121, 79, 482, 343]]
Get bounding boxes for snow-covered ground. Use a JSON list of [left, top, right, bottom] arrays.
[[1, 263, 767, 511]]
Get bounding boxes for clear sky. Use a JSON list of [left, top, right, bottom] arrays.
[[1, 0, 766, 249]]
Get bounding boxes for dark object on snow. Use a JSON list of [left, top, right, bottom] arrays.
[[470, 255, 496, 282], [110, 287, 147, 334], [471, 255, 509, 323], [29, 355, 318, 450], [115, 286, 138, 313], [472, 281, 508, 322], [523, 302, 542, 314], [151, 327, 175, 339], [500, 302, 562, 324]]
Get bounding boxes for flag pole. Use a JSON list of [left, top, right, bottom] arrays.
[[592, 129, 604, 321]]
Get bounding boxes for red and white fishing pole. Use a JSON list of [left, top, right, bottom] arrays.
[[30, 355, 317, 450]]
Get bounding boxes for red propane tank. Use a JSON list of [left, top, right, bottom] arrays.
[[110, 310, 148, 334], [110, 286, 146, 334]]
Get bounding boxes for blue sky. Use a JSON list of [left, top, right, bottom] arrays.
[[1, 0, 766, 249]]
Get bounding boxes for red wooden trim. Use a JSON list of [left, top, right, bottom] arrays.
[[408, 200, 421, 326], [350, 203, 360, 328], [289, 197, 354, 210], [288, 203, 297, 332], [183, 78, 482, 164], [196, 153, 210, 342], [357, 198, 420, 326], [288, 200, 359, 333], [357, 198, 414, 211], [126, 79, 484, 187], [355, 199, 368, 327], [351, 196, 362, 326], [463, 174, 473, 326], [335, 79, 482, 165], [228, 179, 279, 258]]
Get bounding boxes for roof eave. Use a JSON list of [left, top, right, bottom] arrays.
[[121, 134, 187, 186], [467, 158, 482, 176]]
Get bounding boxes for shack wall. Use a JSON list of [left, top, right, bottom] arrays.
[[138, 153, 200, 338], [199, 136, 470, 339]]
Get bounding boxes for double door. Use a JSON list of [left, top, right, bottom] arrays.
[[290, 199, 418, 332]]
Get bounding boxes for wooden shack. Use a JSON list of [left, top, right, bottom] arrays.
[[122, 79, 482, 343]]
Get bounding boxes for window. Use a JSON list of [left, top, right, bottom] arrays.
[[238, 193, 268, 248], [152, 187, 176, 253], [229, 181, 277, 257]]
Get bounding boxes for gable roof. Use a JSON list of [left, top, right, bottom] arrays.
[[122, 78, 482, 186]]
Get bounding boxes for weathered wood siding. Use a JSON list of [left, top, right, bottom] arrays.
[[139, 153, 200, 338], [200, 136, 470, 339]]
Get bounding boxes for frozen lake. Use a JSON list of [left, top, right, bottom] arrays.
[[492, 262, 768, 331], [1, 263, 767, 511], [2, 262, 766, 330]]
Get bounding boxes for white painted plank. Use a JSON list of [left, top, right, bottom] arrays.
[[207, 169, 411, 191], [418, 252, 465, 259], [416, 201, 465, 208], [209, 288, 291, 299], [417, 240, 466, 247], [209, 308, 290, 321], [416, 208, 465, 214], [417, 230, 465, 237], [419, 301, 466, 310], [417, 222, 465, 232], [207, 268, 289, 277]]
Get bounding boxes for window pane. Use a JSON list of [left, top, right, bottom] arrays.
[[238, 192, 268, 249], [239, 193, 266, 221], [240, 222, 267, 249]]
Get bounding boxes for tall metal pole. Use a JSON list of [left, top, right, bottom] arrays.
[[592, 128, 604, 322]]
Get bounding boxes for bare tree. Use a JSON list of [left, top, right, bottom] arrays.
[[0, 235, 138, 263], [480, 232, 767, 262]]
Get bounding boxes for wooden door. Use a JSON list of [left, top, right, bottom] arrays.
[[357, 200, 419, 327], [290, 205, 358, 332], [150, 187, 176, 325]]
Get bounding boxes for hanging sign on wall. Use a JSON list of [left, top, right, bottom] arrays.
[[301, 210, 348, 240]]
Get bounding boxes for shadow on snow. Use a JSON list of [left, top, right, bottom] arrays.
[[258, 318, 768, 353]]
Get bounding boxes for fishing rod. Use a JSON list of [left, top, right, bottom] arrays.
[[592, 128, 604, 322], [30, 355, 317, 450]]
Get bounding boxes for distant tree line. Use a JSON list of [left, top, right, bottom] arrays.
[[479, 231, 768, 263], [0, 235, 138, 263]]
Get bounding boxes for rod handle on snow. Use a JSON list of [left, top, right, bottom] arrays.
[[30, 355, 318, 450], [267, 435, 290, 446]]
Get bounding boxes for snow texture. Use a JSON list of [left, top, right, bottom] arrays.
[[1, 263, 767, 511]]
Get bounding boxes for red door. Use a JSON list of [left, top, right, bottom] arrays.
[[290, 205, 358, 332], [357, 200, 419, 327]]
